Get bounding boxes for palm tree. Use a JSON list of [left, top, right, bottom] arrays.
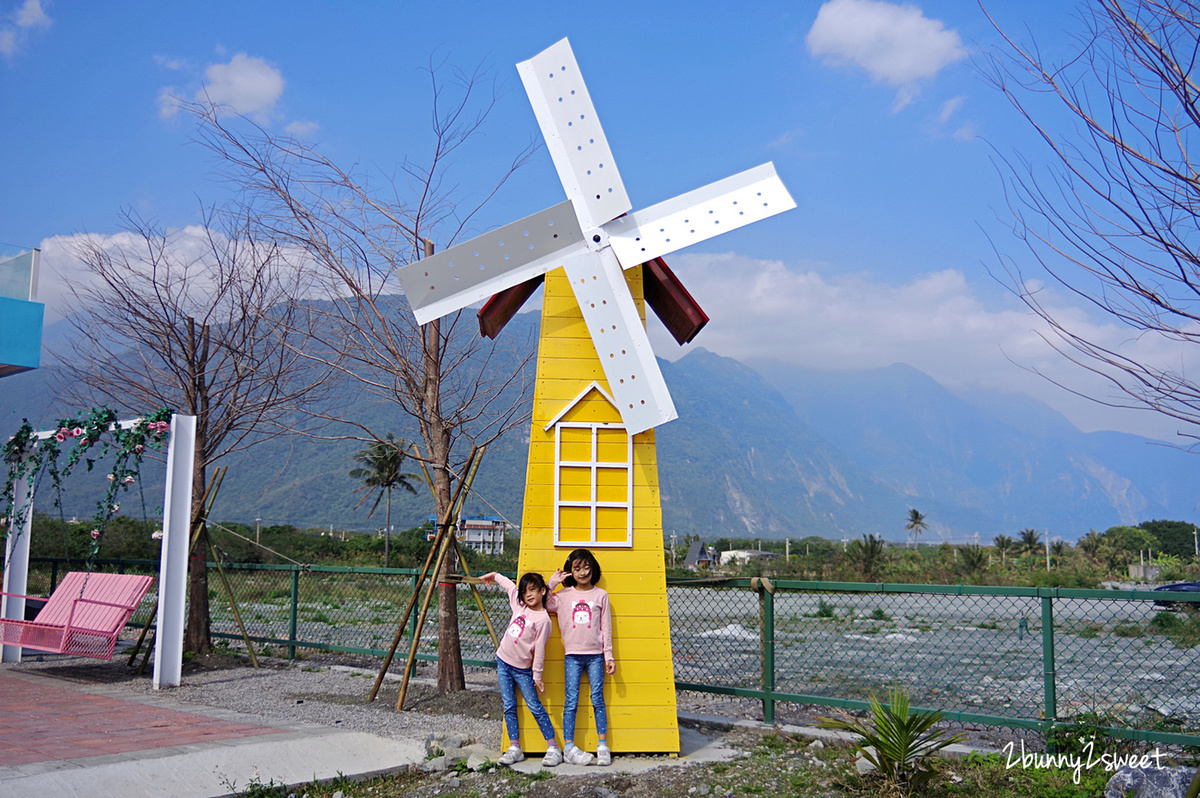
[[904, 509, 928, 550], [1050, 539, 1069, 567], [960, 544, 988, 577], [349, 433, 418, 567], [993, 534, 1015, 567], [847, 534, 887, 581], [1078, 530, 1102, 561], [1018, 528, 1043, 570]]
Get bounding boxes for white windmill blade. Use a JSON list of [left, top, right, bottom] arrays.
[[517, 38, 632, 231], [604, 163, 796, 268], [396, 200, 586, 325], [562, 247, 677, 435]]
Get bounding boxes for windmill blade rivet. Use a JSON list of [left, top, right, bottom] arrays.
[[593, 234, 601, 243]]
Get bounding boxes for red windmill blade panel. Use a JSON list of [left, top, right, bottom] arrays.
[[642, 257, 709, 346], [478, 275, 545, 339]]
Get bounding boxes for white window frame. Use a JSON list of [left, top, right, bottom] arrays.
[[552, 420, 634, 548]]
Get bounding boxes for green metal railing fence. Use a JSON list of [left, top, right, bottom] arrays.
[[17, 559, 1200, 747]]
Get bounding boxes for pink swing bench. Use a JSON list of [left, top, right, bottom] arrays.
[[0, 571, 155, 660]]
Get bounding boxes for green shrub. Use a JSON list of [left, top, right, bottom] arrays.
[[817, 687, 965, 796]]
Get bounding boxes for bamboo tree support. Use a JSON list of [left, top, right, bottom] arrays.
[[392, 446, 481, 711], [366, 445, 480, 705], [452, 536, 499, 650], [126, 466, 259, 670], [127, 605, 156, 668], [366, 516, 457, 703], [438, 450, 498, 648], [394, 518, 459, 710], [394, 447, 480, 710]]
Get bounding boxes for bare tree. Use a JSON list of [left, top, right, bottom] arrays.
[[190, 65, 537, 692], [982, 1, 1200, 443], [56, 207, 332, 653]]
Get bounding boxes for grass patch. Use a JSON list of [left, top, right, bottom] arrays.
[[1112, 623, 1145, 638]]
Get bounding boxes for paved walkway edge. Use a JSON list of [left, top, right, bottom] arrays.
[[0, 728, 425, 798]]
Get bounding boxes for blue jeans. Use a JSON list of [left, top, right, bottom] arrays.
[[563, 653, 608, 739], [496, 657, 556, 744]]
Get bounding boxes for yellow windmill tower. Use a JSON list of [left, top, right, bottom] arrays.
[[397, 38, 794, 754]]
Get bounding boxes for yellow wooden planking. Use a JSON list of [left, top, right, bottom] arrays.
[[515, 265, 678, 754], [538, 649, 674, 675]]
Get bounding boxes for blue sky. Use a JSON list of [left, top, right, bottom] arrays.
[[2, 0, 1192, 441]]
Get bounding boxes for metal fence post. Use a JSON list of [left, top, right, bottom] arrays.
[[409, 573, 420, 677], [754, 577, 776, 725], [1041, 595, 1056, 726], [289, 568, 300, 661]]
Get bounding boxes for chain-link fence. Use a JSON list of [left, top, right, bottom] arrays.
[[18, 560, 1200, 746], [670, 578, 1200, 748]]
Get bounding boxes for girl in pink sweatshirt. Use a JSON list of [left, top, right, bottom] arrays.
[[481, 571, 563, 768], [548, 548, 614, 766]]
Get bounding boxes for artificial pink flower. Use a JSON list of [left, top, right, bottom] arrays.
[[71, 427, 83, 437], [78, 438, 89, 447], [55, 431, 66, 443], [90, 529, 100, 540], [123, 476, 135, 485], [107, 474, 116, 482], [134, 445, 144, 454]]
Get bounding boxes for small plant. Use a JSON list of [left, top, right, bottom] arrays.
[[817, 686, 965, 796], [1112, 623, 1145, 637], [217, 768, 286, 797], [870, 607, 892, 621], [813, 599, 836, 619]]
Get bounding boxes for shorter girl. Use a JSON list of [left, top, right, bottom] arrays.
[[548, 548, 614, 766], [480, 571, 563, 767]]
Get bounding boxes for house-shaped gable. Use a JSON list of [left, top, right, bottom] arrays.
[[545, 382, 633, 548]]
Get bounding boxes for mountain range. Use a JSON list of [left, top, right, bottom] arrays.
[[2, 308, 1196, 544]]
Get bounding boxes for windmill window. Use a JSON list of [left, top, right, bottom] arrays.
[[553, 422, 633, 548]]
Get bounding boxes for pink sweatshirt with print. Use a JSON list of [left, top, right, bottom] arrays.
[[493, 574, 552, 680], [547, 578, 613, 663]]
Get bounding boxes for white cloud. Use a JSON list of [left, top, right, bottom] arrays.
[[37, 228, 335, 326], [284, 120, 319, 138], [14, 0, 48, 28], [938, 96, 964, 124], [156, 86, 185, 119], [651, 252, 1198, 440], [1, 0, 49, 58], [806, 0, 966, 110], [154, 54, 190, 71], [196, 53, 285, 120]]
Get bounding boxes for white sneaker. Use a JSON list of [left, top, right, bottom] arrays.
[[542, 746, 563, 767], [596, 743, 612, 766], [498, 745, 524, 766], [564, 744, 594, 766]]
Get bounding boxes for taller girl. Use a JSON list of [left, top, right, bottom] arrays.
[[548, 548, 614, 766]]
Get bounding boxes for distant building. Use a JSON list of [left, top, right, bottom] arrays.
[[1129, 563, 1163, 581], [682, 541, 716, 571], [427, 514, 512, 556], [718, 549, 780, 568]]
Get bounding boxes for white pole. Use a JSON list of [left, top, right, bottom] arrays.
[[1, 471, 34, 663], [154, 414, 196, 689]]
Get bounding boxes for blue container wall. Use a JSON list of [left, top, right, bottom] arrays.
[[0, 296, 45, 376]]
